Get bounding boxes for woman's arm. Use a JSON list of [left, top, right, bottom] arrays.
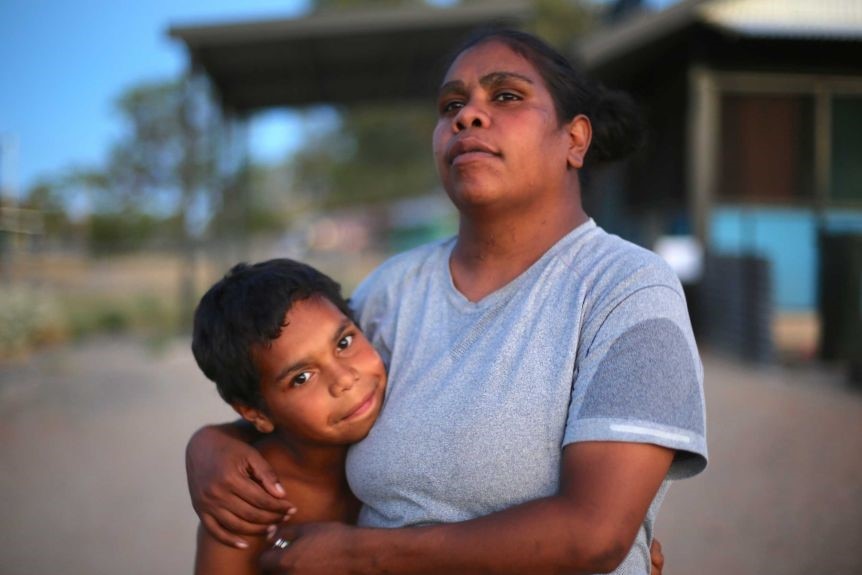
[[187, 421, 296, 548], [261, 441, 673, 575]]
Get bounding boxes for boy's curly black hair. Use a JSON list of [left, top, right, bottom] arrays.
[[191, 258, 354, 408]]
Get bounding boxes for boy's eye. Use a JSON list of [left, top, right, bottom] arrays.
[[337, 334, 354, 351], [291, 371, 312, 387]]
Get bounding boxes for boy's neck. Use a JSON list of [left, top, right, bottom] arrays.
[[259, 434, 350, 486]]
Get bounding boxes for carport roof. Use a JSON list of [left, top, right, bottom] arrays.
[[578, 0, 862, 74], [168, 1, 533, 114]]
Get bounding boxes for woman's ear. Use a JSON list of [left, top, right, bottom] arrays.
[[566, 114, 592, 169], [234, 403, 275, 434]]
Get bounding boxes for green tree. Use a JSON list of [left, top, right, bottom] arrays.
[[107, 79, 217, 227], [293, 104, 438, 209], [532, 0, 596, 48], [24, 179, 73, 237]]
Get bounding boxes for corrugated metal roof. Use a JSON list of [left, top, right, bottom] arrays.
[[577, 0, 705, 70], [702, 0, 862, 40], [579, 0, 862, 71], [169, 1, 532, 112]]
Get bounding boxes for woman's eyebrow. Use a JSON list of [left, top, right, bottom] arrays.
[[479, 71, 534, 88], [438, 80, 466, 98], [438, 72, 534, 97]]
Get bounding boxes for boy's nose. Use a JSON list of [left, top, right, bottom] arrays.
[[331, 363, 358, 395]]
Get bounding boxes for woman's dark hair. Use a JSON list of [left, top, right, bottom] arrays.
[[445, 28, 645, 167], [191, 258, 354, 408]]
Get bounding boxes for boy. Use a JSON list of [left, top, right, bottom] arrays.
[[191, 258, 387, 575]]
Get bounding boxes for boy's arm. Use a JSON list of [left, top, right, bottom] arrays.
[[186, 420, 296, 548], [195, 523, 267, 575]]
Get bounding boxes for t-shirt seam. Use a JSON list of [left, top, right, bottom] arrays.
[[582, 283, 685, 360]]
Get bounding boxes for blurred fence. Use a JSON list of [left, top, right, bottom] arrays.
[[699, 253, 774, 363], [0, 234, 387, 360]]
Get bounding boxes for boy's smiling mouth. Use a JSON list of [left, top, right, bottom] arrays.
[[338, 385, 380, 423]]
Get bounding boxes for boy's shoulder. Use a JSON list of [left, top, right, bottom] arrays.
[[252, 437, 359, 525]]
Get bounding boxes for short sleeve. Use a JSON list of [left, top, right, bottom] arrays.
[[349, 265, 394, 368], [564, 284, 708, 479]]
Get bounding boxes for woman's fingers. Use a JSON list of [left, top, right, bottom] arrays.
[[260, 524, 304, 573], [224, 470, 295, 520], [650, 537, 664, 575], [246, 450, 289, 500], [266, 522, 301, 543], [210, 497, 284, 535], [201, 512, 251, 549]]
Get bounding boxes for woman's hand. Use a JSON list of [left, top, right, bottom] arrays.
[[186, 423, 296, 548], [259, 522, 360, 575], [650, 537, 664, 575]]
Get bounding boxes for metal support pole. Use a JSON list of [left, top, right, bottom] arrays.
[[688, 67, 718, 246]]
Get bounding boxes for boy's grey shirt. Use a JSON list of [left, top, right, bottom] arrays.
[[346, 219, 707, 575]]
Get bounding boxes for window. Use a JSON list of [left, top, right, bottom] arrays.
[[831, 96, 862, 204], [718, 94, 815, 203]]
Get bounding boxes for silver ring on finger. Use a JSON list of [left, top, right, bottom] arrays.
[[273, 537, 291, 550]]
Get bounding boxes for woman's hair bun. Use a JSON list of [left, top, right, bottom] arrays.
[[584, 84, 646, 168]]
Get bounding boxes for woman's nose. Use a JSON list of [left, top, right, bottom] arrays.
[[454, 101, 489, 131]]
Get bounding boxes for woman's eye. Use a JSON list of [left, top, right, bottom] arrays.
[[494, 91, 520, 102], [440, 100, 463, 114], [291, 371, 312, 387], [337, 334, 354, 351]]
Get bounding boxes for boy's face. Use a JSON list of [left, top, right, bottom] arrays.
[[244, 296, 387, 446]]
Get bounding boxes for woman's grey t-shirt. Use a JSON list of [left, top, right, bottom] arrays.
[[346, 219, 707, 574]]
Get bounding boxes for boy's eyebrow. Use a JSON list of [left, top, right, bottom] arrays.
[[272, 316, 355, 383], [332, 318, 354, 343], [438, 71, 534, 97]]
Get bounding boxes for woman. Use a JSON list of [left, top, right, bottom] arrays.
[[186, 29, 707, 574]]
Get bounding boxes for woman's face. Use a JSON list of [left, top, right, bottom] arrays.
[[432, 40, 574, 213]]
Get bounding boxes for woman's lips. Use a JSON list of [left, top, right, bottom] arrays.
[[451, 150, 499, 167], [447, 138, 500, 165]]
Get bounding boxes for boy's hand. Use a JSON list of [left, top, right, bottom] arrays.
[[650, 537, 664, 575], [186, 424, 296, 548]]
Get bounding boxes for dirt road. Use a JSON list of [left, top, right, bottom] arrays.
[[1, 338, 860, 574]]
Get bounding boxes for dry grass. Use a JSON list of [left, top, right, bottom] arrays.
[[0, 240, 386, 360]]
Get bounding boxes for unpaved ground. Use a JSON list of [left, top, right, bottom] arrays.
[[1, 338, 860, 575]]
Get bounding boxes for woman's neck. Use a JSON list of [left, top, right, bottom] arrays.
[[450, 193, 588, 302]]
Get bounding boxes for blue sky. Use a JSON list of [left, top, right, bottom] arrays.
[[0, 0, 675, 199], [0, 0, 314, 198]]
